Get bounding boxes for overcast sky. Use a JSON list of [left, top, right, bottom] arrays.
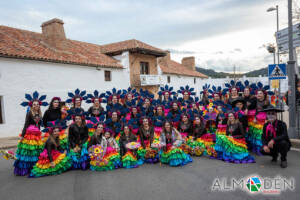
[[0, 0, 291, 72]]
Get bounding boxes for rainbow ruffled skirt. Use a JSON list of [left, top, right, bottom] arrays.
[[90, 146, 121, 171], [30, 149, 72, 177], [214, 134, 255, 164], [246, 110, 266, 154], [68, 142, 89, 170], [137, 140, 159, 164], [195, 134, 217, 158], [14, 125, 44, 176], [122, 150, 139, 169], [186, 137, 205, 156], [160, 144, 192, 167]]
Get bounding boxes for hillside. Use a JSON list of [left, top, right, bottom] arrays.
[[196, 67, 268, 78]]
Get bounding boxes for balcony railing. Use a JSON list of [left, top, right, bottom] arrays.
[[140, 74, 162, 86]]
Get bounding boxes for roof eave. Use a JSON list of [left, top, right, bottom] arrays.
[[104, 48, 166, 57], [162, 72, 208, 78], [0, 54, 124, 69]]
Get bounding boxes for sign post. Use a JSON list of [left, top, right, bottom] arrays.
[[268, 63, 287, 120], [276, 23, 300, 52], [268, 64, 287, 80]]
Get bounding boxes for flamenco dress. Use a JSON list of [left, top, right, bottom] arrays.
[[90, 145, 121, 171], [246, 110, 266, 154], [14, 125, 44, 176], [160, 143, 192, 167], [214, 131, 255, 164], [30, 145, 72, 177]]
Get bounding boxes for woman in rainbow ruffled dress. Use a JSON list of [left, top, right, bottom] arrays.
[[30, 121, 72, 177], [119, 124, 140, 168], [14, 91, 48, 176], [68, 110, 89, 170], [159, 120, 192, 167], [137, 117, 159, 163], [214, 112, 255, 164]]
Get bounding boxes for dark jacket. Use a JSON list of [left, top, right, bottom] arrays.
[[178, 121, 192, 135], [226, 122, 245, 139], [42, 108, 61, 127], [22, 112, 41, 137], [88, 134, 105, 148], [192, 124, 205, 138], [262, 120, 292, 148], [243, 96, 256, 110], [68, 123, 89, 149], [138, 126, 154, 148]]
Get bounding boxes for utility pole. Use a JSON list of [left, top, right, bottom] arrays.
[[276, 5, 281, 97], [233, 65, 236, 82], [288, 0, 298, 138]]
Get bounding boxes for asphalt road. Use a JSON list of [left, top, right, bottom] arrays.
[[0, 150, 299, 200]]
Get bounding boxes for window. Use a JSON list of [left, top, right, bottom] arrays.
[[167, 76, 171, 83], [194, 78, 196, 84], [0, 96, 4, 124], [140, 62, 149, 75], [105, 71, 111, 81]]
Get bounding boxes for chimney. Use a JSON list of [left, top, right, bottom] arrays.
[[41, 18, 67, 49], [181, 56, 195, 71], [165, 50, 171, 61]]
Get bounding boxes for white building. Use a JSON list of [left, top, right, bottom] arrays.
[[0, 18, 133, 137]]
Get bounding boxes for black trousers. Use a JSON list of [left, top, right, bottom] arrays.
[[260, 140, 290, 161]]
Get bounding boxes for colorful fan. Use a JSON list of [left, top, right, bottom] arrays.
[[126, 142, 141, 150], [0, 150, 16, 160]]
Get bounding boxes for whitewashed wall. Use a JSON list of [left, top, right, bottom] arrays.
[[0, 57, 130, 137]]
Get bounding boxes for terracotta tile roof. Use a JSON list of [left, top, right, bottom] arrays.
[[101, 39, 166, 56], [0, 25, 122, 68], [159, 59, 208, 78]]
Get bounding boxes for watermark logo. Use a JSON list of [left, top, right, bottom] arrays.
[[211, 174, 295, 195], [246, 176, 262, 193]]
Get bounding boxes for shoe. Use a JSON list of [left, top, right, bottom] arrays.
[[271, 157, 278, 163], [280, 161, 287, 168]]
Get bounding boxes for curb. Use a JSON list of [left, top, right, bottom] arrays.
[[0, 145, 17, 150], [291, 139, 300, 149], [0, 137, 19, 150]]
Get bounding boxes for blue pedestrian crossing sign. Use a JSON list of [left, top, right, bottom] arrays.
[[268, 64, 287, 80]]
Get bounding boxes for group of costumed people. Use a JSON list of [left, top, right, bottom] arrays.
[[4, 80, 292, 178]]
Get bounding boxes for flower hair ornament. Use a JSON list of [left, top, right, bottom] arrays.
[[86, 90, 106, 104], [86, 116, 106, 129], [42, 119, 67, 133], [121, 87, 139, 100], [66, 108, 86, 121], [66, 88, 87, 103], [224, 80, 240, 93], [177, 85, 196, 96], [158, 85, 176, 97], [238, 80, 255, 95], [138, 89, 154, 103], [251, 82, 274, 96], [20, 91, 49, 107], [105, 88, 122, 102], [200, 83, 210, 95]]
